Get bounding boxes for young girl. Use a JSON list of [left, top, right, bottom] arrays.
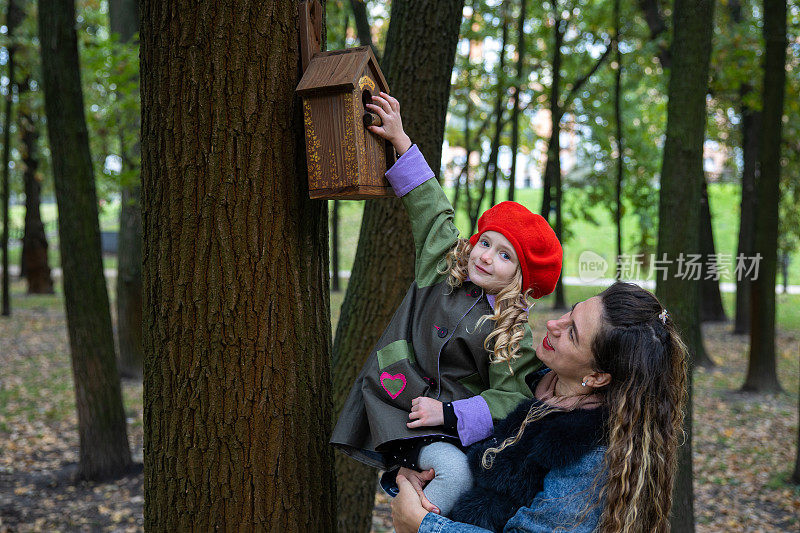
[[330, 92, 562, 515]]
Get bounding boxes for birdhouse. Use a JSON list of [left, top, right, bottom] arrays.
[[296, 46, 396, 199]]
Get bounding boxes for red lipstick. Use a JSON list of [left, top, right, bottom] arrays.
[[543, 334, 554, 351]]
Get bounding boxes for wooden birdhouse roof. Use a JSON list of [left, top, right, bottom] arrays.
[[296, 46, 389, 96]]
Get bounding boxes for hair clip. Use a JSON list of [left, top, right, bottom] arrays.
[[659, 309, 669, 325]]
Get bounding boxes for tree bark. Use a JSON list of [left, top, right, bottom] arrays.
[[793, 346, 800, 484], [18, 75, 54, 294], [655, 0, 715, 529], [349, 0, 379, 59], [1, 0, 22, 316], [507, 0, 526, 203], [541, 6, 565, 309], [734, 98, 760, 334], [487, 10, 509, 208], [38, 0, 132, 480], [700, 177, 726, 326], [140, 1, 336, 529], [331, 2, 463, 532], [109, 0, 144, 380], [614, 0, 623, 279], [743, 0, 786, 393], [331, 200, 340, 292]]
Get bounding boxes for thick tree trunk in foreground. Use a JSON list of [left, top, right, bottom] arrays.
[[141, 1, 335, 529], [109, 0, 143, 380], [654, 0, 715, 529], [18, 78, 54, 294], [743, 0, 786, 393], [332, 2, 463, 532], [38, 0, 131, 480]]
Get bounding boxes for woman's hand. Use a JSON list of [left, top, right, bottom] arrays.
[[407, 397, 444, 428], [366, 92, 412, 155], [398, 467, 440, 514], [392, 474, 431, 533]]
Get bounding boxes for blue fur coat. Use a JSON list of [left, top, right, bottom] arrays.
[[448, 373, 608, 533]]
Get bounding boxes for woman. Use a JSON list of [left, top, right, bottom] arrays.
[[391, 282, 688, 533]]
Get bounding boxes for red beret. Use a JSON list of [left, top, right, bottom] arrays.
[[469, 202, 562, 298]]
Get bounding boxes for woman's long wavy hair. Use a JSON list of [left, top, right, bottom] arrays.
[[440, 238, 532, 368], [592, 282, 688, 533], [478, 282, 687, 532]]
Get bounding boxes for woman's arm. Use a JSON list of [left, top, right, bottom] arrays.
[[395, 448, 607, 533]]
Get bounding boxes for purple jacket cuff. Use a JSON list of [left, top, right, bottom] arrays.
[[384, 144, 435, 197], [452, 395, 494, 446]]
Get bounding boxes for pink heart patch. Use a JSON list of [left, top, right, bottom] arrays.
[[380, 372, 407, 399]]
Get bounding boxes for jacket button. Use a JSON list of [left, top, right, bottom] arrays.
[[437, 327, 448, 338]]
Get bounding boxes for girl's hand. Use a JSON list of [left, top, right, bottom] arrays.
[[407, 397, 444, 428], [398, 467, 440, 514], [366, 92, 412, 155], [392, 474, 431, 533]]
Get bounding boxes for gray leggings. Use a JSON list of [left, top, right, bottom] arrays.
[[417, 441, 474, 516]]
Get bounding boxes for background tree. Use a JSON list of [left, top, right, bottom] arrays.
[[742, 0, 787, 393], [108, 0, 143, 379], [331, 1, 464, 531], [140, 0, 336, 529], [38, 0, 132, 480], [15, 0, 53, 294], [1, 0, 23, 316], [654, 0, 716, 529]]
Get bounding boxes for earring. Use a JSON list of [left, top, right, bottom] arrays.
[[581, 381, 586, 387]]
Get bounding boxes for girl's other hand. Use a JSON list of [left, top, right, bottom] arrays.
[[398, 467, 440, 514], [366, 92, 412, 155], [407, 397, 444, 428]]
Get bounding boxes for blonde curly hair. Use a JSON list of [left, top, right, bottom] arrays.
[[439, 239, 533, 370]]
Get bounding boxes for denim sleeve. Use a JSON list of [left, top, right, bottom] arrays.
[[417, 447, 606, 533]]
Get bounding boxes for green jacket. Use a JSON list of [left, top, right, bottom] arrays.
[[331, 172, 542, 470]]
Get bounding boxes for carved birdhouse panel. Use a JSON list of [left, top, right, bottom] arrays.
[[296, 46, 396, 199]]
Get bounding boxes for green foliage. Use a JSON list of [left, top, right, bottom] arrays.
[[76, 0, 140, 205]]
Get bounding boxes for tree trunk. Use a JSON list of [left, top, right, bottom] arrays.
[[541, 8, 565, 309], [331, 200, 340, 292], [614, 0, 623, 278], [743, 0, 786, 393], [38, 0, 132, 480], [507, 0, 526, 203], [109, 0, 144, 380], [654, 0, 715, 529], [349, 0, 379, 59], [1, 0, 22, 316], [331, 2, 463, 532], [18, 75, 54, 294], [487, 11, 508, 208], [140, 1, 336, 529], [793, 347, 800, 484], [734, 100, 760, 334], [700, 177, 726, 326], [539, 9, 564, 222]]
